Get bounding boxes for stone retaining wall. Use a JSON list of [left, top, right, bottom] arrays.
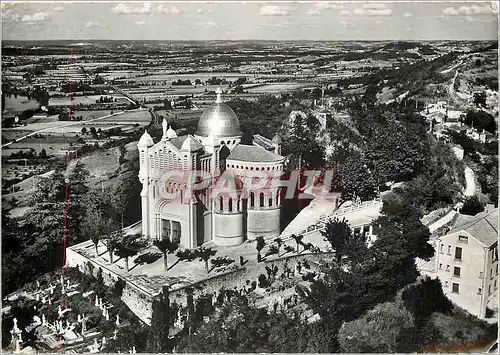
[[67, 245, 334, 326]]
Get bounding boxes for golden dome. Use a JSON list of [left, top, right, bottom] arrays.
[[195, 89, 241, 138]]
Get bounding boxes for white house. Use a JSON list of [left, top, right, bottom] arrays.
[[432, 209, 498, 320]]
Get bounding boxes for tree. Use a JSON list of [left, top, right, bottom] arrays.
[[459, 195, 484, 215], [338, 301, 415, 353], [211, 256, 235, 270], [39, 149, 47, 159], [81, 127, 87, 135], [104, 227, 121, 264], [81, 210, 109, 258], [265, 245, 279, 258], [473, 92, 487, 107], [383, 193, 434, 258], [290, 234, 303, 254], [27, 168, 67, 247], [176, 248, 196, 262], [111, 160, 142, 227], [329, 150, 377, 201], [465, 109, 496, 134], [194, 247, 217, 273], [274, 237, 283, 256], [401, 277, 453, 327], [255, 236, 266, 262], [147, 286, 172, 352], [81, 189, 116, 257], [282, 113, 325, 169], [115, 234, 144, 272], [322, 218, 354, 265], [153, 238, 178, 271]]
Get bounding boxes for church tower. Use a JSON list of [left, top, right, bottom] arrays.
[[138, 130, 154, 237]]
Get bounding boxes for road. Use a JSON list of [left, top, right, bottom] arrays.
[[2, 108, 143, 148], [426, 166, 476, 233], [447, 70, 462, 105], [464, 166, 476, 197], [109, 85, 140, 106]]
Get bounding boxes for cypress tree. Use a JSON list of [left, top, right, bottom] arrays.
[[147, 286, 171, 352]]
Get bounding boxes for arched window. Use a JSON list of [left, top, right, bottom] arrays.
[[276, 189, 279, 205], [260, 192, 265, 208], [256, 167, 259, 171], [219, 196, 224, 212], [269, 192, 273, 207], [228, 198, 233, 212], [250, 192, 255, 208], [237, 199, 241, 211]]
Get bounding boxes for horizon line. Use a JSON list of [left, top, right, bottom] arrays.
[[3, 39, 496, 42]]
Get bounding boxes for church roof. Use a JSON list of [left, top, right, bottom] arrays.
[[138, 131, 154, 147], [166, 126, 178, 139], [195, 89, 241, 138], [227, 144, 283, 163], [253, 134, 275, 151], [445, 208, 498, 247], [168, 135, 188, 150], [181, 135, 204, 152]]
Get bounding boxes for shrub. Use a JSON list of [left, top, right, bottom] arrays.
[[258, 274, 270, 288], [460, 195, 484, 215], [112, 278, 126, 298]]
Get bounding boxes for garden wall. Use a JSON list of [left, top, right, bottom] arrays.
[[67, 244, 334, 326]]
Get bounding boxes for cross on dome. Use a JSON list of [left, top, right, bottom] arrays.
[[215, 87, 223, 103]]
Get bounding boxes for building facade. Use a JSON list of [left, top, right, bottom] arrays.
[[137, 89, 285, 249], [433, 208, 498, 319]]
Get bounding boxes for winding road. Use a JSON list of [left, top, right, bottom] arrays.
[[427, 165, 476, 233], [464, 166, 476, 197]]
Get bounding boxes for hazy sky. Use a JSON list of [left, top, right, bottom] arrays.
[[2, 1, 498, 41]]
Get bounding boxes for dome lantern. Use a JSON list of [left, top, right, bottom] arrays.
[[195, 88, 241, 138]]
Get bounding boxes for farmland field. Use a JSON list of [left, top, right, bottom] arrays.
[[73, 110, 114, 121], [124, 84, 230, 99], [119, 72, 251, 83], [4, 96, 39, 115], [2, 110, 150, 142], [245, 83, 308, 93], [2, 142, 73, 156], [99, 70, 139, 80], [98, 109, 151, 123], [49, 94, 129, 106]]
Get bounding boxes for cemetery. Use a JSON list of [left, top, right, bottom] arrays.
[[2, 268, 145, 353]]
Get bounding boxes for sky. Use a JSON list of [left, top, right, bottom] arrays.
[[1, 1, 498, 41]]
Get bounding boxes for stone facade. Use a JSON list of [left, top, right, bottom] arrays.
[[138, 90, 285, 248]]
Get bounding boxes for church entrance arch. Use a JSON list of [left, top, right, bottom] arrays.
[[161, 219, 181, 244], [155, 200, 185, 245]]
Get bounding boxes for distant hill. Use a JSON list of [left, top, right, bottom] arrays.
[[378, 41, 438, 55]]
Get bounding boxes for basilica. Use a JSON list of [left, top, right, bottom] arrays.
[[138, 89, 285, 248]]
